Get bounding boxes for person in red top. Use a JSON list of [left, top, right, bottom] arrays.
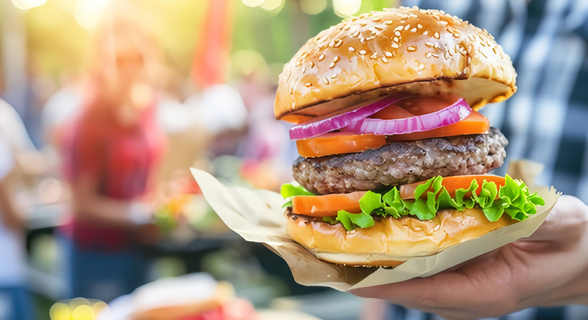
[[59, 5, 166, 302]]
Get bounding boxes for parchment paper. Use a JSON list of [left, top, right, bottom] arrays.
[[190, 160, 559, 292]]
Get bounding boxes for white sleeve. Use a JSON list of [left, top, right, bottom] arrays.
[[0, 135, 14, 181]]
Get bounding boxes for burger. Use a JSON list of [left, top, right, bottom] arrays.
[[276, 7, 544, 267]]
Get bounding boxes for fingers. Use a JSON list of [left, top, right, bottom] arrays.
[[352, 271, 474, 309]]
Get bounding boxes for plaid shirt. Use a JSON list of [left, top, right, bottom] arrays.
[[387, 0, 588, 319]]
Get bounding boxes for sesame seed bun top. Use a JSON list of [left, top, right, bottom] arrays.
[[274, 6, 517, 123]]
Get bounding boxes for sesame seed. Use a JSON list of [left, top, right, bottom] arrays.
[[329, 40, 336, 48], [417, 24, 422, 29], [334, 39, 343, 48], [400, 20, 406, 23], [343, 25, 351, 31], [418, 63, 425, 71], [310, 61, 314, 68], [351, 30, 360, 37], [384, 20, 393, 25], [410, 28, 417, 32], [469, 34, 476, 41], [331, 73, 338, 79], [394, 26, 403, 31], [393, 37, 399, 42], [349, 47, 355, 52], [374, 25, 385, 31], [425, 52, 432, 58], [468, 57, 471, 64], [425, 42, 434, 47], [333, 56, 340, 63], [318, 54, 325, 61], [404, 24, 410, 30], [395, 31, 401, 36], [329, 62, 335, 68], [370, 52, 378, 59], [360, 37, 366, 43], [423, 31, 429, 35], [372, 17, 381, 22], [493, 47, 497, 54], [453, 31, 461, 38], [439, 20, 448, 26], [323, 78, 329, 84], [359, 50, 367, 55], [431, 53, 439, 58], [385, 51, 393, 57], [359, 22, 368, 26], [289, 87, 294, 94], [433, 225, 440, 231], [366, 36, 376, 40], [302, 66, 307, 73], [391, 42, 400, 48], [434, 32, 440, 39], [434, 43, 441, 50], [381, 56, 389, 63], [407, 45, 417, 52], [305, 82, 312, 87]]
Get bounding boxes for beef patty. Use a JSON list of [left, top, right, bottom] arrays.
[[292, 128, 508, 195]]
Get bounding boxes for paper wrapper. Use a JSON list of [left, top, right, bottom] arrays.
[[191, 160, 559, 292]]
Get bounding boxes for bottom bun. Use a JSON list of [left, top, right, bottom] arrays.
[[286, 208, 515, 267]]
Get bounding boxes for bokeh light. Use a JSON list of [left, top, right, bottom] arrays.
[[72, 305, 95, 320], [241, 0, 264, 8], [11, 0, 46, 10], [260, 0, 283, 11], [74, 0, 111, 29], [333, 0, 362, 17], [300, 0, 327, 15], [50, 299, 107, 320], [49, 303, 70, 320]]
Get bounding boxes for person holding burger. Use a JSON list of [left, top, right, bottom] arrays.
[[273, 6, 588, 319]]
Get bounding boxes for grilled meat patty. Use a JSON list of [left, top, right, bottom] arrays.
[[292, 128, 508, 195]]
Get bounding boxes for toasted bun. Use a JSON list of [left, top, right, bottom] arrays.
[[275, 7, 517, 123], [286, 208, 515, 267]]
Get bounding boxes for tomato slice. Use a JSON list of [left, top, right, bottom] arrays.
[[296, 132, 386, 158], [292, 191, 366, 217], [387, 111, 489, 142], [400, 175, 506, 199]]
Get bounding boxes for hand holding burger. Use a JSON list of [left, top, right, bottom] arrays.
[[352, 195, 588, 319], [276, 7, 545, 267]]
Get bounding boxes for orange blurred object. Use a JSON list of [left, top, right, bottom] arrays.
[[296, 132, 386, 158], [191, 0, 234, 88]]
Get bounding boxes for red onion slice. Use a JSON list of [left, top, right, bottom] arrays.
[[343, 98, 471, 135], [289, 94, 411, 140]]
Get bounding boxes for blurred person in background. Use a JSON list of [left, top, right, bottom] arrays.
[[0, 101, 36, 320], [58, 2, 166, 303], [360, 0, 588, 319]]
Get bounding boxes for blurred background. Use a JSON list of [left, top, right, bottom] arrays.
[[1, 0, 587, 319]]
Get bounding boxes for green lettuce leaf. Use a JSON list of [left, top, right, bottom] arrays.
[[328, 174, 544, 231], [281, 183, 314, 208]]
